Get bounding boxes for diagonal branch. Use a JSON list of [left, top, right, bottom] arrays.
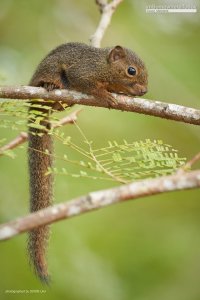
[[0, 85, 200, 125], [184, 152, 200, 169], [177, 152, 200, 174], [90, 0, 124, 47], [0, 169, 199, 241]]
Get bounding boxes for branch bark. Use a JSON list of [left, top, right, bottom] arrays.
[[90, 0, 124, 47], [177, 152, 200, 174], [0, 169, 199, 241], [0, 85, 200, 125]]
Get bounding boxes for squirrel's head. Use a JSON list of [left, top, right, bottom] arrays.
[[107, 46, 148, 97]]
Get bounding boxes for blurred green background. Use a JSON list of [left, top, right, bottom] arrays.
[[0, 0, 200, 299]]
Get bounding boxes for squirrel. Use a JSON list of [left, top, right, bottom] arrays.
[[28, 42, 148, 283]]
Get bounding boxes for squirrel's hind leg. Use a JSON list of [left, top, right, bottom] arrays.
[[41, 82, 66, 111]]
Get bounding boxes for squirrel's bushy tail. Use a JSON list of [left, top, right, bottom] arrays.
[[28, 115, 53, 284]]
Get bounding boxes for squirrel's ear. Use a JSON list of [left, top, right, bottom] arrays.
[[108, 46, 125, 63]]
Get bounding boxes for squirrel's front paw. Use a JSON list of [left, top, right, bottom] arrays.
[[92, 89, 117, 108], [105, 93, 118, 108]]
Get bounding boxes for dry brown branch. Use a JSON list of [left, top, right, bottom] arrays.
[[177, 152, 200, 175], [0, 132, 28, 154], [0, 85, 200, 125], [0, 169, 199, 241], [184, 152, 200, 169], [0, 109, 82, 155], [90, 0, 124, 47]]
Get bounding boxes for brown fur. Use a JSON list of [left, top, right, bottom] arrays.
[[28, 42, 148, 283], [28, 112, 53, 284]]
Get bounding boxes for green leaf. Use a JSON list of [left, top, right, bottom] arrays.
[[112, 152, 122, 162]]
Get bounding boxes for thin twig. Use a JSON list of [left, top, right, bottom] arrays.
[[90, 0, 124, 47], [0, 169, 199, 241], [55, 108, 82, 126], [0, 132, 28, 154], [184, 152, 200, 169], [0, 85, 199, 125], [0, 109, 82, 155], [177, 152, 200, 175]]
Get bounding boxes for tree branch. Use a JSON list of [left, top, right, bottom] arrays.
[[90, 0, 124, 47], [0, 109, 82, 154], [0, 85, 200, 125], [177, 152, 200, 174], [184, 152, 200, 169], [0, 132, 28, 154], [0, 169, 199, 241]]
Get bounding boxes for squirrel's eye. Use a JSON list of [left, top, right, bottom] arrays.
[[127, 67, 136, 76]]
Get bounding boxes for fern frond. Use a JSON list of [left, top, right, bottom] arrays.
[[52, 126, 186, 183], [0, 100, 186, 183]]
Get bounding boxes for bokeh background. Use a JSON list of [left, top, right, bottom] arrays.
[[0, 0, 200, 299]]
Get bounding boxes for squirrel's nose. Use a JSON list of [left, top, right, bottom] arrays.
[[137, 86, 147, 96], [140, 86, 148, 95], [133, 84, 148, 96]]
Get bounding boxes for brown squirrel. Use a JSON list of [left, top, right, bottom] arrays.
[[28, 42, 148, 283]]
